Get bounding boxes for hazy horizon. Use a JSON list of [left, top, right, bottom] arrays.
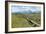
[[11, 5, 41, 13]]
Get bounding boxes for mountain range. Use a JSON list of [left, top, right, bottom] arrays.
[[14, 10, 41, 14]]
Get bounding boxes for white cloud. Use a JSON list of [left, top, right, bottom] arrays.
[[11, 6, 41, 13]]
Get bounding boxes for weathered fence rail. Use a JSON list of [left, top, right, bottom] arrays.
[[21, 14, 40, 27], [30, 20, 40, 26]]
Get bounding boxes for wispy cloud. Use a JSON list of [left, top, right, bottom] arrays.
[[11, 5, 41, 13]]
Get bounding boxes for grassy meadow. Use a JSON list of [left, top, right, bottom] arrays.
[[11, 13, 41, 28]]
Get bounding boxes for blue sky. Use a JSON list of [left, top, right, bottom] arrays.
[[11, 5, 41, 13]]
